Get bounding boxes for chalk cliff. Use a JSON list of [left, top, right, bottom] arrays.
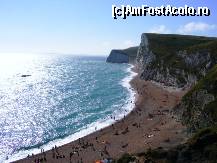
[[175, 65, 217, 132], [106, 50, 129, 63], [110, 33, 217, 163], [107, 33, 217, 133], [106, 47, 138, 64], [136, 33, 217, 88], [134, 66, 217, 163]]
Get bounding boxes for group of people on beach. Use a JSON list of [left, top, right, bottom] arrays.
[[26, 133, 114, 163], [27, 148, 46, 163], [24, 82, 174, 163]]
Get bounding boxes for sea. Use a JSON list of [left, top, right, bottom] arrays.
[[0, 53, 136, 162]]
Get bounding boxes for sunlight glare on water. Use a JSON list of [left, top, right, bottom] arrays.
[[0, 53, 133, 162]]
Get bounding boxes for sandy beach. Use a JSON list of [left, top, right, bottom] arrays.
[[14, 69, 188, 163]]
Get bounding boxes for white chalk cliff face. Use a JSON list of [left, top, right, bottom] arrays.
[[107, 33, 217, 162], [106, 50, 129, 63], [134, 33, 217, 134], [136, 33, 217, 88], [136, 33, 155, 71], [106, 47, 138, 64], [107, 33, 217, 88]]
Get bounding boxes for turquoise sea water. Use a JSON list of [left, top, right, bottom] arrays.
[[0, 54, 136, 162]]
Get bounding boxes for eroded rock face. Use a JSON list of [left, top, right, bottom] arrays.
[[140, 66, 180, 87], [136, 33, 155, 70], [178, 50, 216, 77], [178, 50, 212, 68], [136, 33, 216, 88], [106, 50, 129, 63], [107, 33, 216, 89], [175, 89, 215, 132]]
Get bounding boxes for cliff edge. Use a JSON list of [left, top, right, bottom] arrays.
[[112, 33, 217, 163], [136, 33, 217, 88], [130, 66, 217, 163]]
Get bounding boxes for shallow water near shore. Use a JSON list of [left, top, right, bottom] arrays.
[[0, 54, 136, 162]]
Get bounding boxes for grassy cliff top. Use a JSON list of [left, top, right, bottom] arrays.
[[145, 33, 217, 55], [112, 46, 138, 57], [122, 46, 138, 57], [145, 33, 217, 53], [143, 33, 217, 77]]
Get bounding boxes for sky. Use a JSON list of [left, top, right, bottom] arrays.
[[0, 0, 216, 55]]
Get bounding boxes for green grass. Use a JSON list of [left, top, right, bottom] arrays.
[[146, 33, 216, 59], [179, 65, 217, 131], [205, 100, 217, 122], [143, 33, 217, 82], [115, 153, 136, 163], [113, 34, 217, 162], [122, 46, 138, 57], [124, 126, 217, 162], [112, 46, 138, 58], [184, 65, 217, 99], [145, 33, 217, 52], [188, 125, 217, 145], [186, 40, 217, 57]]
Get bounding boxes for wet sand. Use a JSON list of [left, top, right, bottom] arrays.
[[14, 73, 188, 163]]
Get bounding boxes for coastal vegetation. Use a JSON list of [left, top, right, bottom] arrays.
[[115, 66, 217, 162], [110, 33, 217, 163]]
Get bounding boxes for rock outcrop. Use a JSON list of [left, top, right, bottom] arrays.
[[107, 33, 217, 132], [135, 33, 217, 133], [135, 33, 217, 134], [136, 33, 155, 70], [110, 33, 217, 163], [136, 33, 217, 88], [132, 126, 217, 163], [132, 66, 217, 163], [107, 33, 217, 88], [175, 65, 217, 133]]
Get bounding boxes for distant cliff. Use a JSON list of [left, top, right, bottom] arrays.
[[111, 33, 217, 162], [107, 34, 217, 88], [106, 47, 138, 64], [107, 34, 217, 131]]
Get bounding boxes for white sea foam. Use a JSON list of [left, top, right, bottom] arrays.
[[6, 64, 137, 163]]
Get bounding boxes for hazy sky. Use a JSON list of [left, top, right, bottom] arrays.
[[0, 0, 216, 55]]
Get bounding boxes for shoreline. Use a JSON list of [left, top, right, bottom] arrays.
[[14, 65, 188, 163], [7, 64, 137, 162]]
